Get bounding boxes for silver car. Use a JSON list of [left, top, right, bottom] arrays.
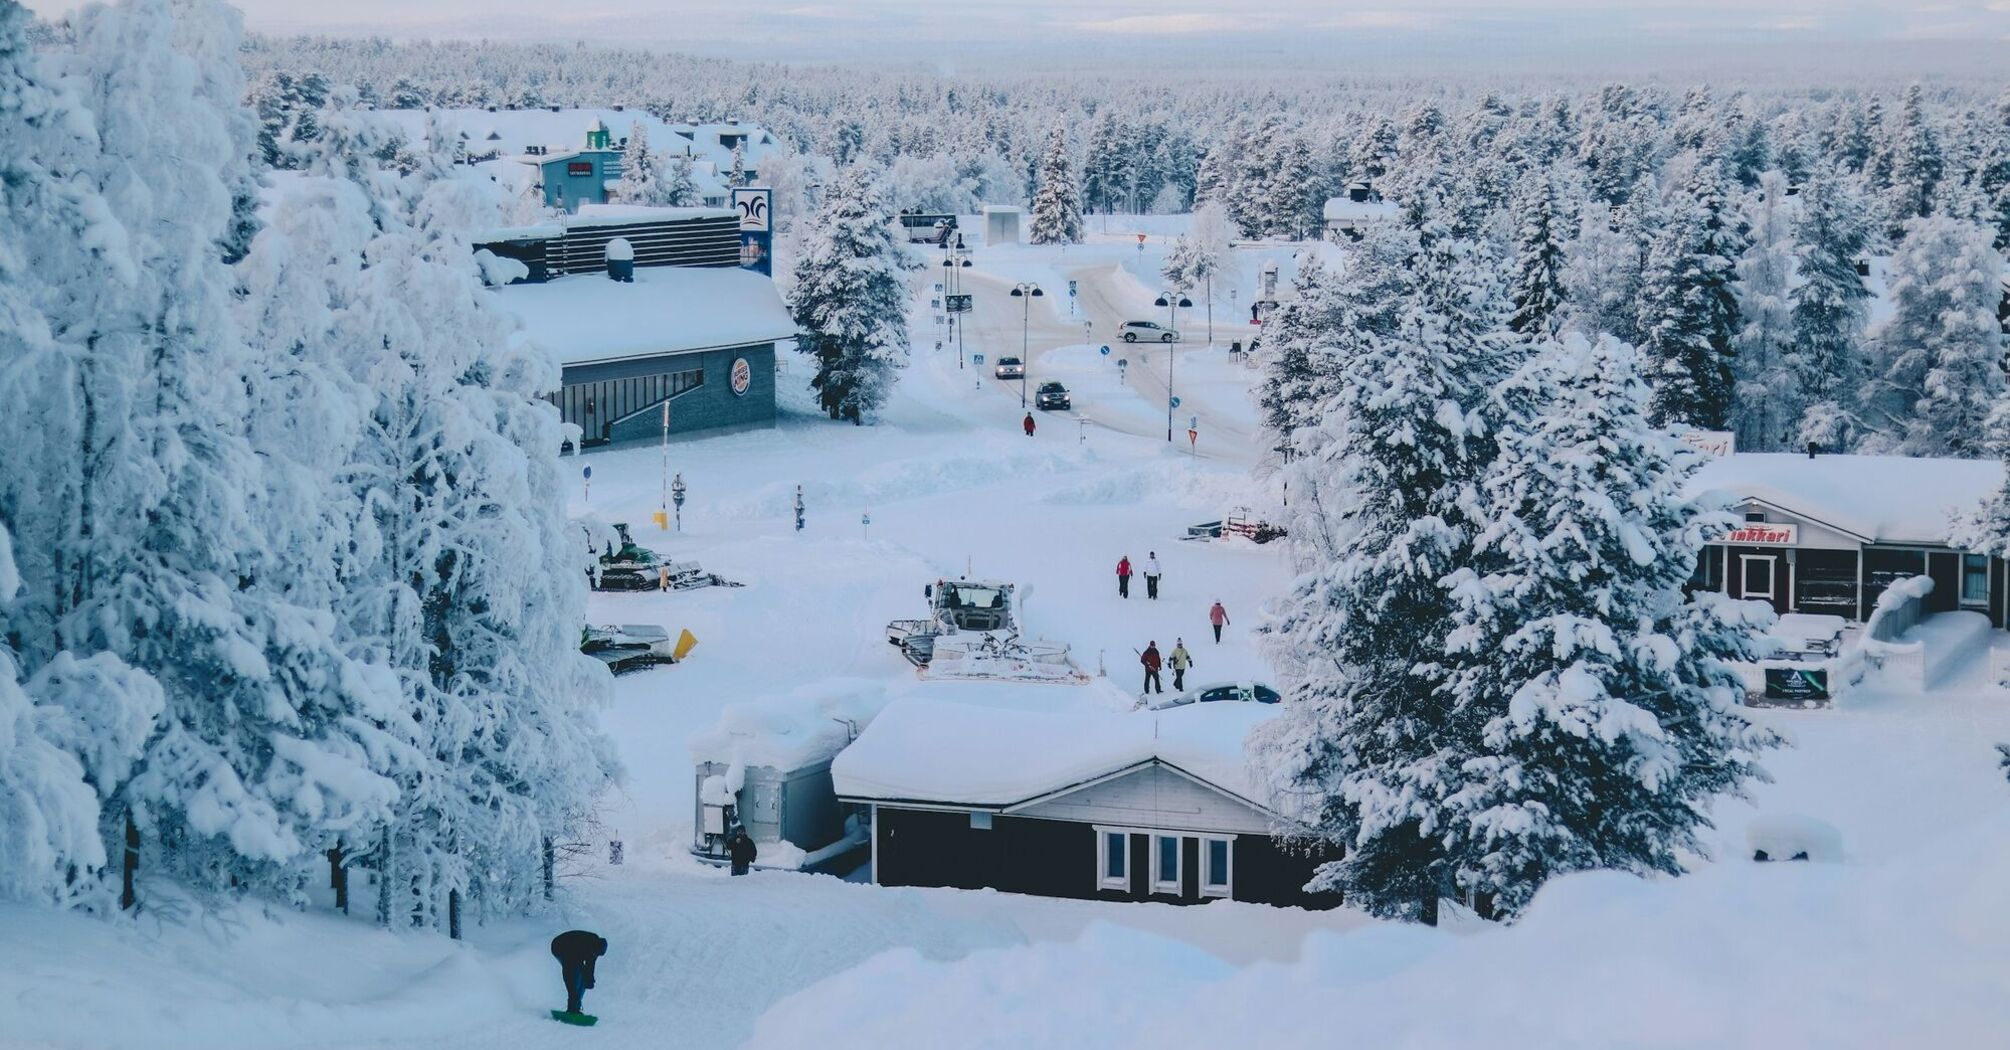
[[994, 355, 1024, 379], [1120, 320, 1178, 343]]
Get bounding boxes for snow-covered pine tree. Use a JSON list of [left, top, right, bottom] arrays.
[[1865, 214, 2006, 456], [1731, 172, 1801, 452], [1443, 334, 1780, 919], [728, 140, 746, 188], [1254, 219, 1515, 926], [1029, 128, 1082, 246], [664, 151, 700, 207], [1507, 174, 1567, 337], [1891, 83, 1944, 225], [789, 166, 915, 422], [1561, 179, 1653, 345], [1788, 168, 1875, 450], [1636, 161, 1745, 430], [610, 120, 663, 205]]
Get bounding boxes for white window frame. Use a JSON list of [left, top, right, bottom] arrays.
[[1200, 836, 1235, 898], [1960, 553, 1990, 608], [1095, 827, 1130, 891], [1152, 833, 1183, 894]]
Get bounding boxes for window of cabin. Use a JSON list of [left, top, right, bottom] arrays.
[[1098, 830, 1128, 891], [1202, 837, 1232, 898], [1152, 834, 1182, 894]]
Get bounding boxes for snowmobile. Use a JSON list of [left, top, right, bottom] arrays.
[[885, 579, 1084, 683], [587, 522, 740, 591]]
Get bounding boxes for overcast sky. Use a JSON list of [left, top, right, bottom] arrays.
[[23, 0, 2010, 72]]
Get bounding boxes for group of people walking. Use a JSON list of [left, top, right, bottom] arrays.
[[1117, 551, 1230, 696]]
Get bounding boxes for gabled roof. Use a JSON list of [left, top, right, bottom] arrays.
[[1688, 453, 2003, 546], [831, 697, 1279, 810]]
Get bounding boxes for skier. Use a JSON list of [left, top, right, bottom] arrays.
[[1209, 601, 1230, 644], [1140, 640, 1163, 695], [550, 929, 609, 1022], [728, 824, 758, 876], [1023, 412, 1036, 437], [1143, 551, 1162, 600], [1116, 556, 1133, 599], [1168, 639, 1192, 692]]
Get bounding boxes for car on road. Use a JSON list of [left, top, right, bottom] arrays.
[[1144, 681, 1281, 711], [1120, 320, 1178, 343], [1034, 381, 1071, 410], [994, 356, 1024, 379]]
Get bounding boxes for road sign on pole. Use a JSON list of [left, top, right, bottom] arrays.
[[1169, 395, 1182, 409], [1099, 345, 1110, 356]]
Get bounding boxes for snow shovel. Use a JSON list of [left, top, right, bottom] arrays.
[[550, 1009, 599, 1027]]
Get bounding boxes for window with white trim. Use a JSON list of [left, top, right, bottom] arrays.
[[1098, 830, 1129, 891], [1152, 834, 1182, 894], [1201, 837, 1233, 898], [1962, 553, 1989, 606]]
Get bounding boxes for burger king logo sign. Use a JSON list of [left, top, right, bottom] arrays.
[[730, 357, 752, 397]]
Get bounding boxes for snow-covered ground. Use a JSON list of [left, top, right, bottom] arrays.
[[6, 235, 2010, 1050]]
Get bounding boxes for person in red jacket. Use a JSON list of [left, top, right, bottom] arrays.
[[1023, 412, 1036, 437], [1209, 601, 1230, 643], [1116, 556, 1132, 599], [1140, 640, 1163, 695]]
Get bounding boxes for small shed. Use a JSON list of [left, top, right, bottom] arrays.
[[983, 205, 1022, 246], [688, 683, 888, 871]]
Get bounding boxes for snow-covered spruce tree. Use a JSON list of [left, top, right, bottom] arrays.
[[609, 120, 664, 205], [1560, 182, 1652, 346], [663, 151, 700, 207], [1029, 128, 1082, 246], [789, 166, 915, 423], [1890, 83, 1944, 226], [1443, 334, 1780, 919], [1636, 161, 1745, 430], [1787, 168, 1875, 451], [1254, 221, 1516, 926], [1731, 172, 1800, 452], [728, 140, 746, 188], [1507, 174, 1567, 337], [1864, 214, 2006, 456]]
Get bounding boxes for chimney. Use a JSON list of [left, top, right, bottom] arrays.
[[606, 237, 635, 282]]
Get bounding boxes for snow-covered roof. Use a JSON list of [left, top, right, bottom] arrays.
[[1322, 197, 1400, 223], [689, 680, 891, 771], [571, 203, 736, 227], [831, 697, 1279, 809], [1688, 453, 2002, 545], [498, 264, 797, 368]]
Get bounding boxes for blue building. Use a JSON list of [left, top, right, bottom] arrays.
[[525, 119, 624, 213], [477, 205, 797, 445]]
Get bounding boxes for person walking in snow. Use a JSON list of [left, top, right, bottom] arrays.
[[728, 825, 758, 876], [550, 929, 609, 1019], [1116, 555, 1133, 599], [1168, 639, 1192, 692], [1023, 412, 1036, 437], [1140, 641, 1163, 695], [1209, 601, 1230, 644], [1143, 551, 1163, 600]]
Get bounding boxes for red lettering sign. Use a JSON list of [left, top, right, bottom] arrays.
[[567, 161, 592, 175], [1725, 524, 1798, 545]]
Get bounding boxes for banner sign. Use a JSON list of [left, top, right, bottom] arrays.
[[1764, 666, 1829, 703], [734, 187, 773, 276], [945, 294, 973, 313], [1725, 523, 1798, 546]]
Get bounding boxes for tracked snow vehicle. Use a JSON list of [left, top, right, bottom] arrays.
[[885, 579, 1084, 683]]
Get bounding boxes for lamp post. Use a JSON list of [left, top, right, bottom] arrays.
[[1152, 290, 1193, 441], [1009, 281, 1043, 408], [942, 246, 972, 369]]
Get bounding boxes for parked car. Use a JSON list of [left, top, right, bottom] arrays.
[[1146, 681, 1282, 710], [994, 356, 1024, 379], [1120, 320, 1178, 343], [1035, 381, 1071, 410]]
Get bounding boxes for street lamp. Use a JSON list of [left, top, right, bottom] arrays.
[[1009, 282, 1043, 408], [1153, 290, 1193, 441], [942, 248, 972, 369]]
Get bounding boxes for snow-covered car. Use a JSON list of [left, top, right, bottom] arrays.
[[1120, 320, 1178, 343], [1035, 381, 1071, 410], [994, 356, 1025, 379], [1146, 681, 1281, 711]]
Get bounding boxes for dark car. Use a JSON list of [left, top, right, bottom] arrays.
[[1035, 381, 1071, 410]]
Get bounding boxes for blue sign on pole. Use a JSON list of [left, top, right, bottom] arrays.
[[1099, 345, 1110, 356], [1169, 395, 1182, 409], [582, 465, 592, 479]]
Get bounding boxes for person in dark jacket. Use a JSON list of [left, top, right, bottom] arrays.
[[1140, 641, 1163, 694], [728, 825, 758, 876], [550, 929, 609, 1017], [1116, 556, 1133, 599]]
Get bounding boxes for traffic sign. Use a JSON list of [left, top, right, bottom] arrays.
[[1068, 280, 1078, 297], [1189, 415, 1199, 430], [582, 465, 592, 479], [972, 353, 985, 366], [1099, 345, 1110, 356], [1169, 395, 1182, 409], [945, 293, 973, 313]]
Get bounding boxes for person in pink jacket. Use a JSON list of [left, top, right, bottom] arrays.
[[1116, 556, 1132, 599], [1209, 600, 1229, 643]]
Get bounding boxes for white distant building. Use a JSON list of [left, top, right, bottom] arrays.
[[983, 205, 1022, 246], [1322, 181, 1399, 241]]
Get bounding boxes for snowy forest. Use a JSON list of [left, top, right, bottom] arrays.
[[7, 0, 2010, 961]]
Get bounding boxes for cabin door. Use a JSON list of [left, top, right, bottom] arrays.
[[1740, 554, 1782, 612]]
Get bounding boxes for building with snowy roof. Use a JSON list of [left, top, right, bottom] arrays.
[[479, 204, 797, 444], [832, 698, 1340, 908], [1686, 452, 2009, 626], [1321, 181, 1399, 241]]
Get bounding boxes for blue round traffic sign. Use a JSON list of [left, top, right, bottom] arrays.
[[583, 465, 593, 479], [1169, 396, 1182, 409], [1100, 345, 1110, 355]]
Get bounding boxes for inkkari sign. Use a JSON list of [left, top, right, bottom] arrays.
[[1764, 666, 1829, 703], [1725, 523, 1798, 545]]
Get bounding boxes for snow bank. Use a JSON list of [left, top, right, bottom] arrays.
[[687, 678, 890, 770], [1746, 814, 1845, 863], [831, 696, 1278, 806], [753, 814, 2010, 1049]]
